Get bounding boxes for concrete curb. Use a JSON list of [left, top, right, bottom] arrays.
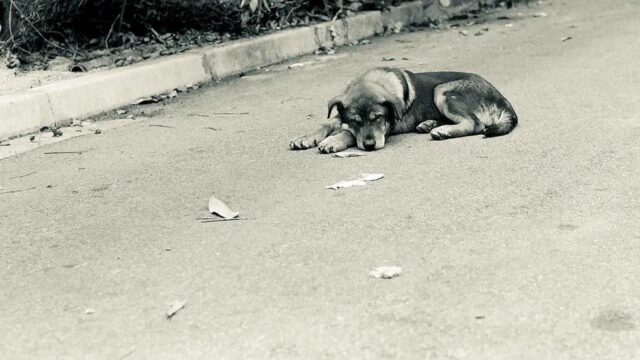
[[0, 0, 474, 142]]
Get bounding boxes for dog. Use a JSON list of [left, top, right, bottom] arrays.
[[289, 67, 517, 153]]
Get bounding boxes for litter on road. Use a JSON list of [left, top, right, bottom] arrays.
[[208, 196, 240, 219], [369, 266, 402, 279], [325, 173, 384, 190], [166, 300, 186, 319]]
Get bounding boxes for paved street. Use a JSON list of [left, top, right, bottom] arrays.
[[1, 0, 639, 358]]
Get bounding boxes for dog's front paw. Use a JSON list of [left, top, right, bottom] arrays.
[[416, 120, 439, 134], [289, 135, 319, 150], [430, 127, 451, 140], [318, 136, 348, 153]]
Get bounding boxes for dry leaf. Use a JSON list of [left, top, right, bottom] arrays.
[[369, 266, 402, 279], [325, 173, 384, 190], [561, 36, 573, 42], [208, 196, 239, 219], [166, 300, 186, 319]]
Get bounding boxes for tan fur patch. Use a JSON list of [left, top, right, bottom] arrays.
[[474, 103, 511, 127]]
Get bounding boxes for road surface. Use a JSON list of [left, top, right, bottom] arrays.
[[1, 0, 639, 358]]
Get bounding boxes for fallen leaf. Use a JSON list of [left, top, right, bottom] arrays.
[[133, 97, 159, 105], [325, 173, 384, 190], [333, 151, 366, 158], [208, 196, 240, 219], [326, 179, 367, 190], [166, 300, 186, 319], [358, 173, 384, 181], [561, 36, 573, 42], [369, 266, 402, 279]]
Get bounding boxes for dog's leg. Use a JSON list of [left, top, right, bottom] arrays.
[[317, 131, 356, 153], [290, 119, 341, 150], [415, 120, 442, 134], [430, 81, 485, 140]]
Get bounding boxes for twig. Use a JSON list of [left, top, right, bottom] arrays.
[[118, 0, 128, 33], [0, 187, 36, 195], [149, 124, 174, 128], [44, 151, 83, 155], [9, 171, 36, 180], [204, 127, 219, 131], [187, 113, 210, 117], [105, 14, 122, 54], [209, 112, 250, 115]]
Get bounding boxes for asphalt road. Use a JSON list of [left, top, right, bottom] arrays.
[[1, 0, 640, 358]]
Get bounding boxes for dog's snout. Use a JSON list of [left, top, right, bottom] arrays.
[[363, 137, 376, 151]]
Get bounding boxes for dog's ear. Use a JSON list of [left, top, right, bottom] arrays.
[[327, 97, 345, 119], [381, 100, 402, 121]]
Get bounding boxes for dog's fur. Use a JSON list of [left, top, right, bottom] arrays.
[[289, 67, 517, 153]]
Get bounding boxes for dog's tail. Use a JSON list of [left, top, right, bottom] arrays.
[[484, 108, 518, 137]]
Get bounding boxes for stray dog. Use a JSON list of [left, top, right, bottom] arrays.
[[289, 67, 517, 153]]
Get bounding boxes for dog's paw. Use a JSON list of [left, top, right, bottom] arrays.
[[430, 127, 451, 140], [289, 135, 319, 150], [318, 136, 348, 153], [416, 120, 439, 134]]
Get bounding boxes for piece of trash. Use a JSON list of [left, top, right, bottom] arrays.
[[381, 57, 395, 62], [168, 90, 178, 98], [208, 196, 240, 219], [287, 63, 305, 69], [561, 36, 573, 42], [85, 308, 96, 315], [505, 23, 514, 28], [369, 266, 402, 279], [458, 30, 468, 36], [325, 173, 384, 190], [166, 300, 186, 319], [52, 128, 63, 137], [532, 11, 548, 17], [94, 129, 102, 135], [116, 109, 127, 115], [333, 151, 366, 158]]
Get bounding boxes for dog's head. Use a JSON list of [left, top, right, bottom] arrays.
[[327, 68, 410, 151]]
